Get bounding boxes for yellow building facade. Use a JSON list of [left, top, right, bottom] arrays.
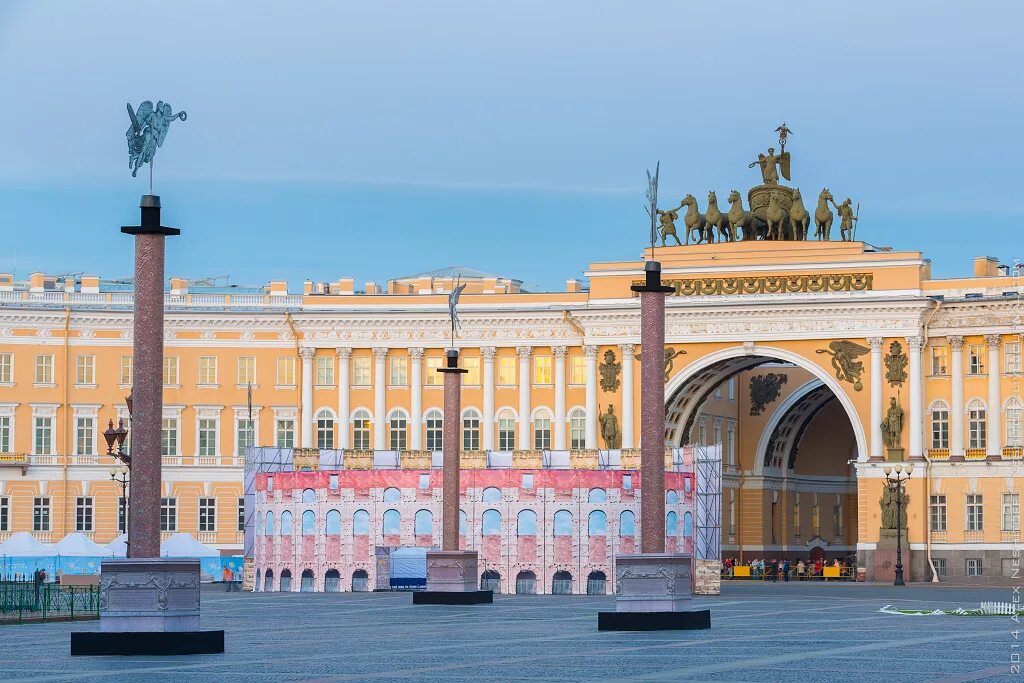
[[0, 241, 1020, 582]]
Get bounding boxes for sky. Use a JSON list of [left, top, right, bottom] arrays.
[[0, 1, 1021, 291]]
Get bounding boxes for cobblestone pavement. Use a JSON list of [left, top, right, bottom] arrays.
[[0, 583, 1018, 682]]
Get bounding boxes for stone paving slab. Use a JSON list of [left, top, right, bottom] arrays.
[[0, 583, 1018, 682]]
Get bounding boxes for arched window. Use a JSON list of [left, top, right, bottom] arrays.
[[482, 509, 501, 535], [462, 408, 481, 451], [666, 490, 679, 505], [497, 408, 516, 450], [302, 488, 317, 504], [414, 509, 432, 535], [459, 509, 467, 535], [351, 569, 369, 592], [383, 487, 401, 503], [1005, 397, 1023, 447], [300, 568, 315, 592], [280, 510, 293, 535], [588, 510, 607, 536], [263, 569, 274, 592], [533, 408, 552, 450], [481, 569, 500, 592], [425, 409, 443, 451], [683, 511, 693, 537], [302, 510, 316, 535], [569, 408, 586, 450], [619, 510, 635, 536], [930, 401, 950, 449], [382, 509, 401, 534], [684, 477, 692, 494], [388, 409, 408, 451], [324, 568, 340, 592], [280, 568, 292, 592], [352, 409, 371, 450], [515, 570, 536, 594], [552, 570, 572, 595], [316, 409, 335, 449], [517, 509, 537, 536], [587, 570, 607, 595], [666, 511, 678, 536], [264, 511, 274, 536], [482, 487, 502, 503], [968, 399, 987, 449], [325, 509, 341, 535], [352, 509, 369, 535], [588, 488, 607, 504], [553, 509, 573, 536]]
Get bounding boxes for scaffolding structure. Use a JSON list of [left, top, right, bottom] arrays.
[[694, 443, 723, 561]]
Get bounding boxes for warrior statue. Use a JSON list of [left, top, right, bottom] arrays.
[[832, 197, 857, 242], [599, 404, 621, 450], [656, 201, 685, 246], [748, 146, 791, 186], [881, 397, 904, 450]]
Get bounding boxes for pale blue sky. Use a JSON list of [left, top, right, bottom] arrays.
[[0, 1, 1020, 290]]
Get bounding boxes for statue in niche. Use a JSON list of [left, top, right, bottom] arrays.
[[599, 404, 621, 450], [881, 397, 904, 450]]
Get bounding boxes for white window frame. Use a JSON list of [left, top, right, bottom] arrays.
[[316, 408, 335, 449], [497, 357, 516, 386], [1005, 397, 1023, 448], [163, 355, 179, 386], [966, 493, 984, 531], [233, 406, 260, 459], [276, 356, 296, 387], [967, 400, 987, 449], [316, 355, 335, 387], [75, 354, 96, 386], [1003, 493, 1020, 532], [0, 405, 15, 453], [237, 356, 256, 386], [967, 344, 985, 375], [198, 356, 219, 386], [462, 408, 480, 451], [0, 352, 12, 385], [497, 408, 516, 450], [351, 357, 371, 387], [929, 401, 950, 449], [425, 409, 443, 451], [351, 409, 371, 450], [462, 356, 480, 386], [194, 406, 222, 459], [34, 354, 54, 385], [198, 497, 217, 533], [75, 496, 94, 532], [569, 408, 586, 450], [1005, 341, 1022, 374]]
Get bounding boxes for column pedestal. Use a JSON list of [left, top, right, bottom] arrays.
[[414, 550, 493, 604], [598, 554, 710, 630]]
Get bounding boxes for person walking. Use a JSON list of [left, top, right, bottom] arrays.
[[782, 558, 790, 582]]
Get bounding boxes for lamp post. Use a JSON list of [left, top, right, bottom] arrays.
[[884, 463, 913, 586], [108, 465, 130, 554], [103, 404, 131, 555]]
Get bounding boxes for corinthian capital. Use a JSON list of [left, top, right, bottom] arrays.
[[516, 346, 533, 360], [984, 334, 1002, 348], [298, 347, 316, 361], [867, 337, 884, 352], [480, 346, 497, 362], [335, 347, 352, 361], [948, 335, 964, 351], [372, 347, 389, 362], [408, 347, 425, 362], [583, 345, 599, 360], [552, 346, 568, 361]]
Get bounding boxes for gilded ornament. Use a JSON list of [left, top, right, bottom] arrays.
[[880, 397, 904, 450], [884, 340, 908, 387], [598, 349, 621, 392], [816, 340, 870, 391], [749, 373, 789, 416], [634, 346, 686, 382], [599, 404, 621, 450], [646, 272, 873, 297]]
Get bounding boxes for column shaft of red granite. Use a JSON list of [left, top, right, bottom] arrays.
[[639, 289, 666, 554], [128, 233, 165, 558], [442, 366, 461, 551]]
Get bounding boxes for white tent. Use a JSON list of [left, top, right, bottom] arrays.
[[107, 534, 128, 558], [54, 532, 113, 557], [0, 532, 53, 556], [160, 533, 218, 558]]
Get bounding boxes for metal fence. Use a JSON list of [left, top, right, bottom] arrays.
[[0, 581, 100, 624]]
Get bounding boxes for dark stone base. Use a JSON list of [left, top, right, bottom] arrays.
[[598, 610, 711, 631], [413, 590, 493, 605], [71, 630, 225, 656]]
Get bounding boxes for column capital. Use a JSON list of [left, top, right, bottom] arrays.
[[583, 345, 599, 360], [299, 347, 316, 361], [948, 335, 965, 351], [371, 347, 389, 361], [516, 346, 533, 360], [905, 336, 925, 352], [335, 347, 352, 361], [552, 346, 568, 360], [619, 343, 636, 356], [408, 347, 425, 361], [480, 346, 497, 361], [984, 334, 1002, 348], [867, 337, 884, 351]]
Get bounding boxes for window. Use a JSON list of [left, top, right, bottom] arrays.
[[316, 355, 334, 386], [302, 510, 315, 535], [666, 511, 678, 536], [425, 409, 443, 451], [930, 346, 948, 376], [237, 498, 246, 532], [462, 409, 480, 451], [414, 510, 432, 535], [353, 510, 369, 535], [698, 419, 708, 446], [199, 356, 218, 385], [75, 497, 93, 532], [522, 473, 534, 489], [930, 495, 947, 531], [619, 510, 635, 536], [588, 488, 607, 503], [276, 356, 295, 386], [533, 411, 551, 450], [968, 400, 986, 449], [352, 410, 371, 449], [792, 500, 801, 538], [195, 418, 216, 457], [0, 416, 9, 453], [966, 494, 983, 531], [932, 558, 947, 577], [389, 410, 407, 451], [75, 416, 95, 455], [389, 356, 408, 386], [482, 487, 501, 503], [425, 356, 442, 386], [832, 503, 842, 537], [161, 418, 178, 456], [199, 498, 216, 532], [517, 510, 537, 535], [316, 410, 335, 449], [497, 409, 515, 450], [968, 344, 985, 374], [280, 510, 293, 535], [0, 352, 11, 383], [276, 419, 295, 448], [352, 357, 371, 386], [481, 509, 502, 535], [1006, 341, 1022, 373], [727, 377, 735, 400], [1006, 398, 1023, 447], [812, 504, 820, 537], [498, 357, 516, 386], [462, 356, 480, 385], [588, 510, 607, 536], [163, 356, 179, 385], [120, 355, 133, 385], [713, 420, 722, 447], [569, 355, 586, 385], [383, 487, 401, 502], [236, 418, 254, 456], [1003, 493, 1020, 531], [161, 497, 177, 532], [569, 408, 586, 450], [418, 473, 429, 489], [382, 509, 400, 534], [965, 558, 983, 576], [714, 384, 722, 399], [727, 424, 736, 464], [326, 510, 341, 535], [622, 474, 632, 490], [75, 354, 95, 385], [33, 497, 50, 531], [237, 357, 255, 385], [329, 474, 339, 490], [2, 497, 13, 531], [35, 354, 53, 384], [34, 416, 53, 455], [553, 509, 573, 536], [533, 356, 552, 385], [930, 402, 949, 449]]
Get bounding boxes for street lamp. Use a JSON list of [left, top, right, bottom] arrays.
[[102, 418, 131, 466], [108, 465, 130, 555], [884, 463, 914, 586]]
